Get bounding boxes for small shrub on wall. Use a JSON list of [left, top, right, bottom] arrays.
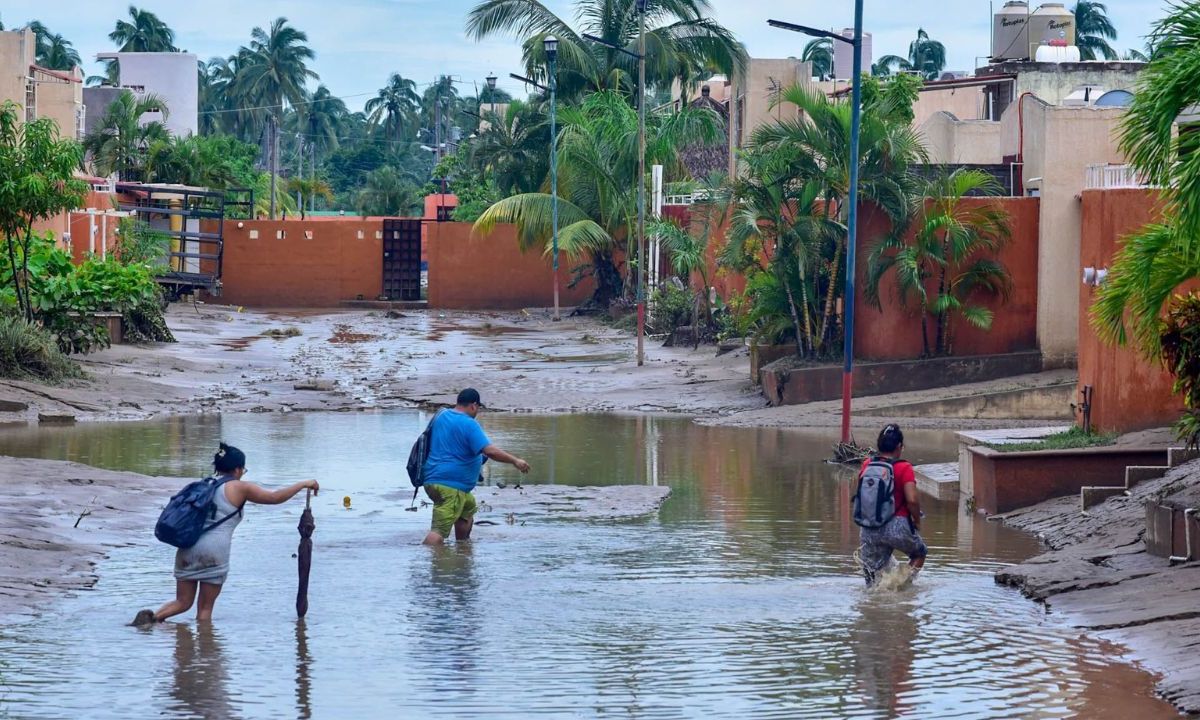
[[1160, 293, 1200, 448]]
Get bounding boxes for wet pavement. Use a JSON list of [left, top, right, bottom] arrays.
[[0, 412, 1179, 718]]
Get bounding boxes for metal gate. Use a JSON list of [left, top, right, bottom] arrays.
[[381, 218, 422, 301]]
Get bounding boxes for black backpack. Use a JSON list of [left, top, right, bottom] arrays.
[[154, 476, 243, 548], [406, 410, 444, 500]]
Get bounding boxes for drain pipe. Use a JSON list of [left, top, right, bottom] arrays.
[[1169, 508, 1197, 563]]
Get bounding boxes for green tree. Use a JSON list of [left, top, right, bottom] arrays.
[[26, 22, 81, 71], [238, 17, 319, 218], [357, 166, 423, 217], [286, 177, 334, 219], [876, 28, 946, 80], [474, 91, 721, 307], [865, 169, 1013, 357], [469, 100, 549, 195], [802, 38, 834, 81], [1073, 1, 1118, 61], [82, 90, 169, 180], [366, 73, 421, 142], [0, 102, 87, 320], [109, 5, 178, 51], [648, 173, 728, 331], [1094, 3, 1200, 355], [466, 0, 747, 103]]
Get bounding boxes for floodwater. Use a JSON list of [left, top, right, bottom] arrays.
[[0, 412, 1179, 719]]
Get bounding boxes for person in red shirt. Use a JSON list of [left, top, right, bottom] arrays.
[[857, 424, 927, 585]]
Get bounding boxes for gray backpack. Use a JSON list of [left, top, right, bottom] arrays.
[[853, 457, 897, 528]]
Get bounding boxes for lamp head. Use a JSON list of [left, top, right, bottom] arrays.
[[544, 35, 558, 60], [486, 74, 497, 90]]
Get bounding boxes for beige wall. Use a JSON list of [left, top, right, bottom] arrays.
[[1022, 100, 1127, 366], [918, 112, 1005, 165], [735, 58, 814, 145], [0, 29, 34, 114], [1011, 63, 1142, 106], [913, 85, 986, 127], [32, 66, 84, 140]]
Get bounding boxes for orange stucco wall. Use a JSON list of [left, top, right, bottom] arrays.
[[854, 197, 1041, 361], [218, 219, 385, 307], [426, 222, 595, 310], [1078, 188, 1184, 433], [30, 190, 120, 259]]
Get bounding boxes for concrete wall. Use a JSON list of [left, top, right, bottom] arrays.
[[82, 86, 124, 136], [855, 197, 1041, 361], [426, 222, 595, 310], [734, 58, 814, 148], [919, 112, 1006, 165], [0, 29, 34, 115], [913, 86, 986, 129], [100, 52, 198, 136], [219, 219, 385, 307], [1023, 100, 1128, 366], [32, 66, 83, 140], [982, 61, 1144, 115], [1077, 188, 1185, 433]]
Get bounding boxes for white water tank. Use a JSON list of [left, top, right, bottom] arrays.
[[1028, 3, 1076, 60], [833, 29, 873, 80], [1035, 44, 1082, 63], [993, 1, 1030, 61]]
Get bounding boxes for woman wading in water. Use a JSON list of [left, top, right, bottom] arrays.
[[133, 443, 319, 625]]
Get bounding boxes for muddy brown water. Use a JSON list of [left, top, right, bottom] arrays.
[[0, 413, 1179, 719]]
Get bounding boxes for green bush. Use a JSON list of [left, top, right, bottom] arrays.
[[1161, 293, 1200, 449], [0, 314, 81, 381], [650, 282, 694, 334]]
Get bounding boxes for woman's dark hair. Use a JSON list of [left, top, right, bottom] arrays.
[[213, 442, 246, 473], [877, 424, 905, 454]]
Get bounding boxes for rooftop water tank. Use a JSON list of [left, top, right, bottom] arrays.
[[1035, 44, 1082, 63], [993, 1, 1030, 61], [1028, 3, 1075, 61]]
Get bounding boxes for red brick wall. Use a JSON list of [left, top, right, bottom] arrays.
[[427, 222, 596, 310], [218, 219, 384, 307], [854, 197, 1041, 361], [1078, 188, 1184, 433]]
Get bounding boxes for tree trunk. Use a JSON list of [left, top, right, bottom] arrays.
[[18, 222, 36, 322], [920, 312, 930, 358], [934, 264, 948, 355], [818, 238, 843, 351], [781, 273, 806, 358], [4, 234, 26, 320], [590, 250, 624, 308]]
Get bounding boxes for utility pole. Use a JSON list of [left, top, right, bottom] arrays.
[[636, 0, 647, 367], [546, 38, 560, 321], [434, 100, 441, 162], [268, 115, 277, 220], [768, 1, 865, 445], [296, 134, 303, 216]]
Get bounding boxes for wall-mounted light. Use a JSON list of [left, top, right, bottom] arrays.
[[237, 221, 245, 229], [1082, 266, 1109, 286]]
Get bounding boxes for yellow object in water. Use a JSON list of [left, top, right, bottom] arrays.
[[343, 496, 351, 509]]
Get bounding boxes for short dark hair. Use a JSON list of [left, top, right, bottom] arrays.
[[457, 388, 483, 406], [877, 424, 904, 453], [213, 442, 246, 473]]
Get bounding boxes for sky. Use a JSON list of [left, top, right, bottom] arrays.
[[3, 0, 1171, 113]]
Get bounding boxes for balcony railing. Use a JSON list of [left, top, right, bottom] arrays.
[[1085, 163, 1151, 190]]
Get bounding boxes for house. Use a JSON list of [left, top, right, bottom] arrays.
[[0, 27, 85, 139], [88, 51, 198, 136]]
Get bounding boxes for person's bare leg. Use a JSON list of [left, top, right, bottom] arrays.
[[453, 516, 474, 541], [195, 582, 224, 622], [909, 557, 925, 570], [423, 531, 445, 545], [154, 580, 198, 622]]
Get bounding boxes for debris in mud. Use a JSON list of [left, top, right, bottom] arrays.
[[328, 325, 378, 344], [38, 412, 76, 425], [385, 310, 407, 319], [262, 327, 302, 338]]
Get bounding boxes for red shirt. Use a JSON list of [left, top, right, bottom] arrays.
[[859, 457, 917, 517]]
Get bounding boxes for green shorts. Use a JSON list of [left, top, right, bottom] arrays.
[[425, 484, 477, 538]]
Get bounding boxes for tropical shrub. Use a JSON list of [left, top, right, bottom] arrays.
[[1159, 293, 1200, 448], [0, 313, 82, 381], [649, 282, 694, 335]]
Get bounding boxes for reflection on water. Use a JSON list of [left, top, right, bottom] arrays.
[[0, 412, 1179, 719]]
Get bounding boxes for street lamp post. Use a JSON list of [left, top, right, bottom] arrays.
[[769, 0, 865, 445], [486, 73, 498, 121], [545, 36, 561, 321], [583, 3, 647, 364]]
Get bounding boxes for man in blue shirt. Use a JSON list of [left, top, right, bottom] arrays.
[[422, 388, 530, 545]]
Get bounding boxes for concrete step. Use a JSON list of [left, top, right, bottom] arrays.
[[1081, 485, 1127, 511], [1169, 447, 1200, 469], [1126, 465, 1169, 489], [914, 462, 959, 501]]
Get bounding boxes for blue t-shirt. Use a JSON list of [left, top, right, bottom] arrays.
[[421, 409, 491, 493]]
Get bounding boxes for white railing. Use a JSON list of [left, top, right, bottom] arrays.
[[663, 189, 713, 206], [1085, 163, 1151, 190]]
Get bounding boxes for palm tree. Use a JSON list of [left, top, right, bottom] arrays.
[[1093, 3, 1200, 356], [865, 169, 1013, 357], [474, 90, 721, 307], [649, 172, 729, 333], [366, 73, 421, 141], [238, 17, 319, 218], [83, 90, 169, 180], [876, 29, 946, 81], [285, 177, 333, 219], [31, 23, 81, 71], [1073, 1, 1118, 61], [802, 38, 834, 81], [109, 6, 178, 52], [469, 100, 549, 195], [747, 83, 926, 351], [357, 166, 421, 216], [466, 0, 747, 103], [298, 85, 347, 161]]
